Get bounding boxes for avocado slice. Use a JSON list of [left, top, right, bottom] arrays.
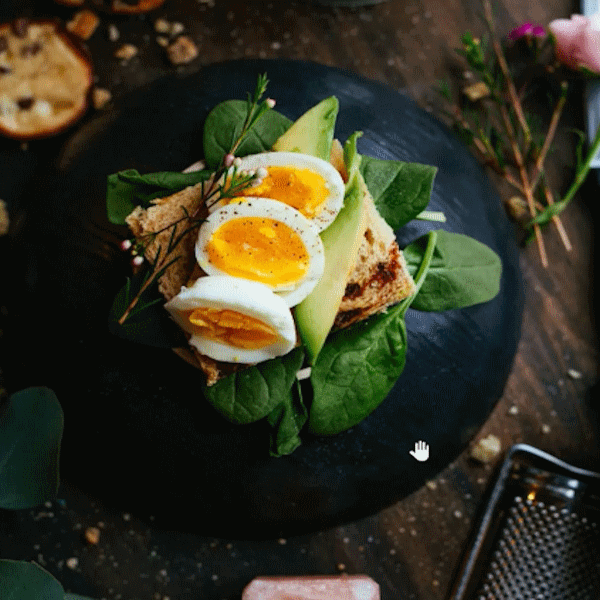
[[295, 172, 368, 364], [272, 96, 339, 160]]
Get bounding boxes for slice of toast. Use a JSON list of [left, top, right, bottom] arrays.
[[123, 150, 415, 385]]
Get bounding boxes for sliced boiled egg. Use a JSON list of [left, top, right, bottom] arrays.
[[213, 152, 345, 232], [196, 198, 324, 307], [164, 275, 296, 364]]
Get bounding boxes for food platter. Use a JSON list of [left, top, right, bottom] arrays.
[[4, 59, 524, 538]]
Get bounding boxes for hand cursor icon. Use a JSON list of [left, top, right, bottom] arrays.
[[409, 440, 429, 462]]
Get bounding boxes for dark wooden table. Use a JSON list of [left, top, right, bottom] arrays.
[[1, 1, 599, 599]]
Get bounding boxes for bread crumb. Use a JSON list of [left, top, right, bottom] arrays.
[[156, 36, 169, 47], [114, 43, 138, 61], [0, 200, 8, 236], [84, 526, 101, 545], [106, 24, 119, 42], [463, 81, 490, 101], [568, 368, 582, 379], [166, 36, 198, 64], [541, 424, 551, 434], [66, 10, 100, 40], [508, 405, 519, 415], [154, 18, 171, 33], [92, 87, 112, 109], [469, 434, 501, 464], [170, 22, 185, 36], [66, 557, 79, 570], [425, 480, 437, 491]]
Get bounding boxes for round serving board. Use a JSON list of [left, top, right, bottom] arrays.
[[5, 59, 523, 538]]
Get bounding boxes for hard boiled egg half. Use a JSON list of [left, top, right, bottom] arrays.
[[213, 152, 345, 233], [196, 198, 325, 307], [164, 276, 296, 364]]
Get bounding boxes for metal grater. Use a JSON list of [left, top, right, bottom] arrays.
[[447, 444, 600, 600]]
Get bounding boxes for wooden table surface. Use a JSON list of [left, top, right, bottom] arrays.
[[1, 1, 599, 599]]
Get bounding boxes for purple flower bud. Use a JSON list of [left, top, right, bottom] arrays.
[[508, 22, 545, 41], [120, 239, 132, 251], [266, 98, 276, 108], [132, 255, 144, 267], [224, 153, 235, 168]]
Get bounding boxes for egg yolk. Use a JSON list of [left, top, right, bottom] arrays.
[[235, 166, 328, 218], [187, 308, 278, 350], [206, 217, 309, 287]]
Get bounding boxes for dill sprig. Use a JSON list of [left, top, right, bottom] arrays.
[[117, 74, 274, 324]]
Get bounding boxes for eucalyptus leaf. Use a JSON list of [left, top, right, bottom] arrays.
[[0, 560, 64, 600], [0, 388, 63, 510], [403, 230, 501, 311], [202, 100, 292, 168], [106, 169, 211, 226], [201, 347, 305, 426], [359, 155, 437, 230]]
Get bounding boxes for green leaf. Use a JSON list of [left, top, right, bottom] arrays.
[[343, 131, 363, 187], [403, 230, 501, 311], [202, 100, 292, 168], [307, 231, 436, 435], [0, 388, 63, 510], [359, 155, 437, 229], [266, 379, 308, 457], [106, 169, 211, 226], [108, 270, 186, 349], [308, 305, 408, 435], [201, 347, 305, 426], [0, 560, 65, 600]]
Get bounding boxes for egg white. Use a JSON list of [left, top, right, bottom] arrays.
[[212, 151, 345, 232], [164, 276, 296, 364], [196, 198, 325, 307]]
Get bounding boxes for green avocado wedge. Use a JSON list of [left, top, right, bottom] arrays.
[[294, 173, 367, 363], [272, 96, 339, 160]]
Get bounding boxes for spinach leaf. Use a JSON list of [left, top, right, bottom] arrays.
[[108, 270, 186, 348], [308, 307, 408, 435], [202, 100, 292, 168], [107, 168, 211, 226], [308, 231, 437, 435], [403, 230, 502, 311], [266, 380, 308, 457], [359, 155, 437, 230], [201, 347, 305, 426]]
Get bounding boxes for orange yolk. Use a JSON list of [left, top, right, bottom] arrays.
[[206, 217, 309, 287], [235, 166, 328, 218], [187, 308, 278, 350]]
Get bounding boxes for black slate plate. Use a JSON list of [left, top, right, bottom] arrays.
[[5, 59, 524, 539]]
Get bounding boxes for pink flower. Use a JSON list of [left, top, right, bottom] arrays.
[[548, 12, 600, 73], [508, 22, 546, 41]]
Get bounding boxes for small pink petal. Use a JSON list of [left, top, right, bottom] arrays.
[[508, 22, 545, 41]]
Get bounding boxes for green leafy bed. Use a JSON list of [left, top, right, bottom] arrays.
[[106, 82, 502, 457]]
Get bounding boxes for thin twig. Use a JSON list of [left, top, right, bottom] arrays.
[[483, 0, 532, 144], [499, 103, 548, 266]]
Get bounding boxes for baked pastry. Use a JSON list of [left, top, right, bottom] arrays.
[[0, 19, 93, 140], [90, 0, 166, 14]]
